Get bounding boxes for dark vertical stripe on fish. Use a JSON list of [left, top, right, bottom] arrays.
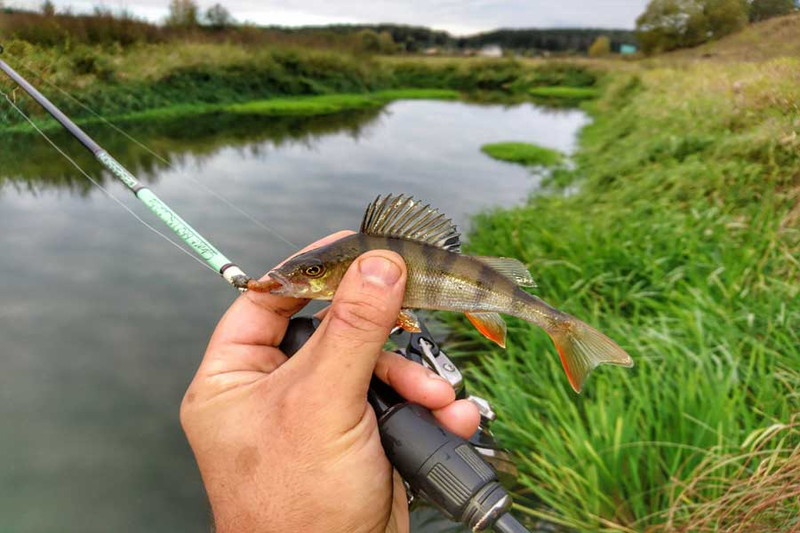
[[474, 263, 495, 307], [425, 245, 447, 301], [433, 249, 459, 302], [439, 249, 458, 274], [510, 286, 526, 317], [386, 237, 405, 255]]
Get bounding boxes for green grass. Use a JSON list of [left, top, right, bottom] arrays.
[[2, 89, 461, 134], [481, 142, 563, 167], [228, 89, 459, 116], [452, 59, 800, 530], [0, 40, 597, 133], [528, 85, 599, 100]]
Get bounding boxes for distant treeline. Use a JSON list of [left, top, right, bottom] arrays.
[[237, 24, 637, 54], [0, 7, 634, 54], [284, 24, 453, 52], [457, 29, 636, 53]]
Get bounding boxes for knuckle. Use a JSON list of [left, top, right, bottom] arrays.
[[178, 390, 196, 430]]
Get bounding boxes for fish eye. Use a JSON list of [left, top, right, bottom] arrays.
[[304, 264, 324, 278]]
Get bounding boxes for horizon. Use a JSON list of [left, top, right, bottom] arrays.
[[6, 0, 648, 35]]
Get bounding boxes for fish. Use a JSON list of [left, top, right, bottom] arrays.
[[248, 194, 633, 392]]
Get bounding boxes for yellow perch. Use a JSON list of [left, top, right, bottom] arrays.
[[249, 194, 633, 392]]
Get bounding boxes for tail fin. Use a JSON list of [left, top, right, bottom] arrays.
[[545, 316, 633, 393]]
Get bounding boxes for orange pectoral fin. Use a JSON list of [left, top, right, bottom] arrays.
[[465, 312, 507, 348], [396, 309, 422, 333]]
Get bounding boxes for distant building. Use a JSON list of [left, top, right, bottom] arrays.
[[478, 45, 503, 58], [620, 44, 638, 55]]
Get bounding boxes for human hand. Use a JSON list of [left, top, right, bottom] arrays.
[[180, 231, 481, 533]]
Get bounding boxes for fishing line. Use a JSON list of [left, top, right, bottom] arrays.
[[0, 88, 218, 274], [8, 53, 298, 249]]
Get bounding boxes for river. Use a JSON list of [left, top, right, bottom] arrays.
[[0, 99, 587, 532]]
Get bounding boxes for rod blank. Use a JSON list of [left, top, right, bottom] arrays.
[[0, 51, 250, 289]]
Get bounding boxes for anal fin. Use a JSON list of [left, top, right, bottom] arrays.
[[465, 312, 507, 348]]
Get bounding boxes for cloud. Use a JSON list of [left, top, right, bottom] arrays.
[[12, 0, 649, 33]]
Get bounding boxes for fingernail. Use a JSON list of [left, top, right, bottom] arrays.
[[427, 370, 449, 383], [359, 256, 402, 287]]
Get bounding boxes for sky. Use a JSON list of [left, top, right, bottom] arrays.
[[11, 0, 650, 34]]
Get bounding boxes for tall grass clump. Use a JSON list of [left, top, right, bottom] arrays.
[[661, 415, 800, 532], [454, 58, 800, 530]]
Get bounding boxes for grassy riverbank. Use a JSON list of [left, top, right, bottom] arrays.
[[1, 88, 460, 134], [0, 40, 596, 132], [458, 58, 800, 530], [4, 29, 796, 531]]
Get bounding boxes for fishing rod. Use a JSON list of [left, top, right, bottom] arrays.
[[0, 45, 251, 291], [0, 47, 532, 532]]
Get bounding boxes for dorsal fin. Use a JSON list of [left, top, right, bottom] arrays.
[[473, 256, 536, 287], [360, 194, 461, 252]]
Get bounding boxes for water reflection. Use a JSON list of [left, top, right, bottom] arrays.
[[0, 108, 383, 193], [0, 100, 588, 532]]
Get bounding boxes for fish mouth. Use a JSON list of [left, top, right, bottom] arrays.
[[246, 272, 288, 294]]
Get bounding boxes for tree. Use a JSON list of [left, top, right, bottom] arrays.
[[636, 0, 709, 53], [205, 3, 234, 29], [705, 0, 749, 38], [41, 0, 55, 16], [635, 0, 748, 53], [749, 0, 796, 21], [588, 35, 611, 56], [166, 0, 199, 27], [354, 29, 382, 53], [376, 31, 399, 54]]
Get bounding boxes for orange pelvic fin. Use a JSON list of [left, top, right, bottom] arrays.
[[396, 309, 422, 333], [545, 318, 633, 393], [465, 312, 507, 348]]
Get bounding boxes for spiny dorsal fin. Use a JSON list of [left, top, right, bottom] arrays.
[[360, 194, 461, 252], [472, 256, 536, 287]]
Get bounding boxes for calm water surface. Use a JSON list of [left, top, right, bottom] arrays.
[[0, 100, 587, 531]]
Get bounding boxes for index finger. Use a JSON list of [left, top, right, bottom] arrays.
[[208, 230, 355, 350]]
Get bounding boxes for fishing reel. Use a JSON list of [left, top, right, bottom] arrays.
[[280, 316, 530, 533]]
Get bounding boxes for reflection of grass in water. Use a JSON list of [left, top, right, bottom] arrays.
[[0, 88, 458, 194], [480, 142, 563, 167], [0, 107, 383, 194]]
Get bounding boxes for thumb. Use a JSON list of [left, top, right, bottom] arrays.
[[297, 250, 406, 408]]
